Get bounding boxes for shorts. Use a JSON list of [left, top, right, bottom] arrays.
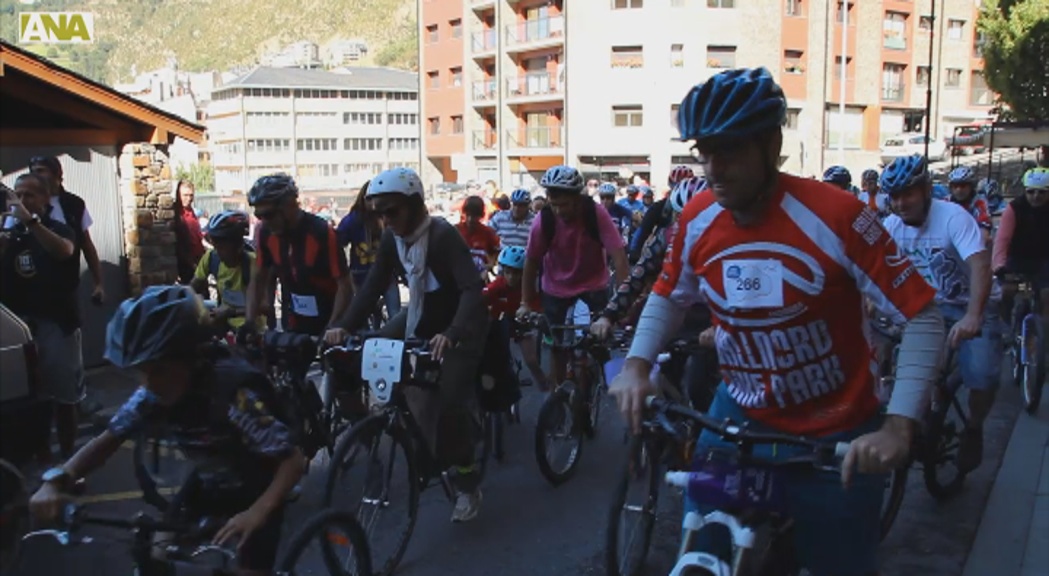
[[540, 289, 609, 345], [939, 303, 1004, 391], [687, 384, 884, 576], [29, 320, 85, 405]]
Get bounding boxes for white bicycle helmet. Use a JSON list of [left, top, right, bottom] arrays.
[[366, 167, 425, 198], [669, 176, 706, 214]]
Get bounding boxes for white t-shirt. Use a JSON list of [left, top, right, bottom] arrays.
[[882, 199, 999, 306]]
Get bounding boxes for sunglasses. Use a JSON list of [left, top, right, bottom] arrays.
[[255, 209, 279, 220], [1026, 188, 1049, 196], [375, 204, 402, 218]]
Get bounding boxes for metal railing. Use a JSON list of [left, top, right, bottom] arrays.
[[505, 126, 564, 149], [471, 30, 497, 53], [505, 71, 562, 98], [883, 34, 906, 50], [473, 130, 498, 151], [882, 83, 905, 102], [472, 79, 497, 101], [505, 15, 564, 46]]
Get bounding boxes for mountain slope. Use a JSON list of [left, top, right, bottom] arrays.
[[0, 0, 418, 83]]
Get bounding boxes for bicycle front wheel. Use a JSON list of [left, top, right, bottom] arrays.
[[277, 509, 373, 576], [880, 466, 909, 541], [1021, 316, 1046, 414], [535, 386, 584, 486], [922, 397, 968, 500], [605, 434, 662, 576]]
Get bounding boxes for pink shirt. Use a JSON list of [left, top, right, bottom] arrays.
[[526, 203, 626, 297]]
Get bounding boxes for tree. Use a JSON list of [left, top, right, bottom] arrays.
[[374, 24, 418, 71], [978, 0, 1049, 121], [175, 163, 215, 194]]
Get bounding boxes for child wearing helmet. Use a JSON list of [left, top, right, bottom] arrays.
[[482, 245, 547, 391], [191, 210, 265, 331]]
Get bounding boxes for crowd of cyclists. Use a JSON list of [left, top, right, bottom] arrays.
[[14, 65, 1049, 576]]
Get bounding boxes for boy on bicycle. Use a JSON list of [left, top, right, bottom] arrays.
[[29, 285, 306, 576], [191, 210, 266, 332], [483, 245, 547, 391]]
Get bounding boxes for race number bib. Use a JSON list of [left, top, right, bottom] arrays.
[[722, 259, 784, 309], [289, 293, 319, 317]]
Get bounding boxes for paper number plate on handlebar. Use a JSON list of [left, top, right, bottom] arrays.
[[361, 338, 405, 405]]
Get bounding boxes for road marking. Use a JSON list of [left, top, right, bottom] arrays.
[[79, 487, 177, 505]]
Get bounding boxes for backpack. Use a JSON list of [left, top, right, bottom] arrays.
[[207, 246, 255, 288], [540, 195, 602, 247]]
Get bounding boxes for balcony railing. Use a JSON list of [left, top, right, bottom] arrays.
[[471, 30, 496, 53], [473, 130, 498, 151], [882, 83, 905, 102], [506, 126, 563, 149], [472, 79, 497, 102], [505, 15, 564, 47], [505, 71, 563, 98], [883, 33, 906, 50]]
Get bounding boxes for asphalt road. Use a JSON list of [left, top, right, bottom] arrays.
[[8, 360, 1024, 576]]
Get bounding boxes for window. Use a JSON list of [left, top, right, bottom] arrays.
[[882, 64, 905, 102], [612, 105, 643, 127], [785, 108, 800, 130], [833, 55, 852, 79], [970, 71, 992, 106], [450, 19, 462, 39], [836, 1, 854, 23], [387, 113, 418, 125], [883, 11, 907, 49], [387, 138, 419, 151], [919, 16, 933, 31], [452, 115, 464, 134], [948, 19, 964, 40], [824, 105, 863, 149], [427, 70, 440, 89], [246, 139, 291, 153], [785, 0, 803, 17], [612, 0, 643, 8], [706, 45, 736, 68], [784, 49, 804, 74], [916, 66, 930, 86], [945, 68, 962, 88], [343, 138, 382, 151], [611, 45, 644, 68], [428, 117, 440, 135], [296, 138, 338, 151], [707, 0, 734, 7], [670, 44, 684, 68], [426, 24, 438, 43], [450, 67, 463, 87], [670, 104, 680, 132], [343, 112, 383, 125], [973, 30, 986, 58]]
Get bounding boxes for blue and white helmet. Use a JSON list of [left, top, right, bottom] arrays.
[[822, 165, 852, 187], [880, 154, 930, 196], [497, 245, 526, 269], [677, 67, 786, 142], [977, 177, 1000, 196], [539, 165, 584, 193], [669, 176, 706, 214], [597, 183, 618, 197], [948, 166, 977, 185], [510, 188, 531, 204]]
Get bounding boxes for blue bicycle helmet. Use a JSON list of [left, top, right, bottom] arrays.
[[248, 173, 298, 206], [510, 188, 531, 204], [597, 183, 618, 197], [822, 165, 852, 187], [880, 154, 930, 196], [977, 177, 999, 196], [948, 166, 977, 185], [861, 169, 879, 185], [497, 245, 526, 269], [539, 165, 584, 192], [206, 210, 249, 240], [625, 185, 639, 196], [640, 185, 654, 198], [105, 285, 209, 368], [677, 67, 787, 142]]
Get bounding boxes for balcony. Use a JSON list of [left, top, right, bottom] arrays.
[[473, 130, 498, 153], [471, 79, 497, 105], [883, 33, 906, 50], [504, 16, 564, 52], [882, 83, 905, 102], [506, 126, 563, 151], [471, 30, 497, 55], [505, 71, 563, 102]]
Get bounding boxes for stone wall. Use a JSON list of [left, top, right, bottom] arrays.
[[118, 143, 179, 295]]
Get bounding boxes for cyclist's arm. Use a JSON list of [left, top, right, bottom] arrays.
[[521, 216, 546, 307], [322, 226, 353, 329], [58, 387, 159, 481], [991, 204, 1016, 272], [336, 230, 395, 332], [246, 239, 276, 326], [602, 229, 668, 323], [890, 303, 945, 427], [49, 431, 122, 486]]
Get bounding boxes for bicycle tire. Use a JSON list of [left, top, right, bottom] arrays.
[[535, 387, 584, 487], [604, 434, 661, 576], [880, 466, 909, 541], [922, 400, 968, 500], [323, 414, 419, 576], [1021, 316, 1046, 414], [0, 459, 28, 575], [277, 508, 374, 576]]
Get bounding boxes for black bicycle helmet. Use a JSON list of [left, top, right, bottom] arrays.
[[104, 285, 209, 368], [205, 210, 249, 240], [248, 173, 298, 206], [677, 67, 786, 142]]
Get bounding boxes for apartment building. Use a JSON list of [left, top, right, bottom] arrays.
[[420, 0, 994, 188], [207, 66, 421, 194]]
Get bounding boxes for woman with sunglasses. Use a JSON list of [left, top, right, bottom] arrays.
[[992, 167, 1049, 331]]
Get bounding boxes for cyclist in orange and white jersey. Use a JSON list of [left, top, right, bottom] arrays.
[[608, 67, 946, 576]]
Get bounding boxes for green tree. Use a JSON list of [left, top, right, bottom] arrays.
[[175, 163, 215, 194], [374, 24, 418, 71], [978, 0, 1049, 121]]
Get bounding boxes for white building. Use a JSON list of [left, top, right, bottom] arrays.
[[207, 66, 421, 194], [324, 39, 370, 67]]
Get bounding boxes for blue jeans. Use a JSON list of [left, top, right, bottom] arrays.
[[688, 384, 884, 576], [939, 303, 1003, 391]]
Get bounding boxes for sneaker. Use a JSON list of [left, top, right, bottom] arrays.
[[451, 489, 482, 523], [956, 427, 984, 473]]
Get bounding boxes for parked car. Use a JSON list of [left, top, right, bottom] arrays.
[[881, 133, 950, 164], [0, 303, 41, 468], [948, 123, 989, 156]]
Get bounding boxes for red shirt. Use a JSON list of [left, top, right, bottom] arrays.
[[483, 276, 540, 319], [455, 222, 501, 272], [178, 206, 206, 262]]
